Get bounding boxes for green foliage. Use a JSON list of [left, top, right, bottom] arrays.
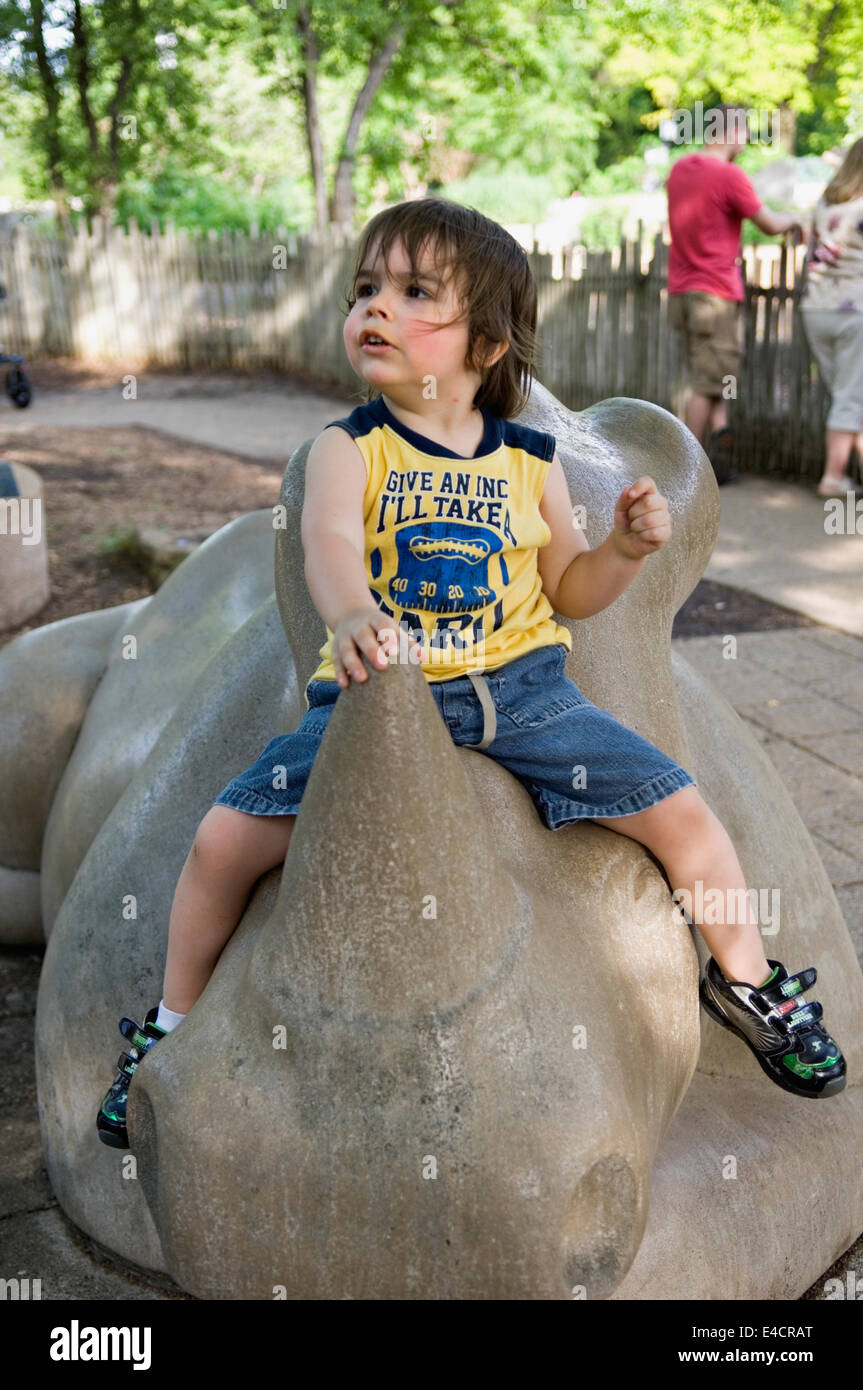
[[580, 151, 656, 197], [115, 167, 311, 234], [438, 166, 567, 224], [577, 202, 625, 251], [96, 525, 139, 558], [0, 0, 860, 241]]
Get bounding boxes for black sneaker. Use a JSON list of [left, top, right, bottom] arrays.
[[707, 426, 738, 485], [96, 1008, 166, 1149], [699, 957, 847, 1099]]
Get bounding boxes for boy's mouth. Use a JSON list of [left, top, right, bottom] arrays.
[[360, 329, 396, 352]]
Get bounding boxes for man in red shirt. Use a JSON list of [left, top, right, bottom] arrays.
[[666, 104, 801, 481]]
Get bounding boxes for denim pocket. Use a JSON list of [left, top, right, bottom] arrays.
[[296, 704, 336, 737], [494, 645, 587, 730]]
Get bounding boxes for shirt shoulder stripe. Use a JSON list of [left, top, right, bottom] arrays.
[[322, 399, 385, 442], [501, 418, 555, 462]]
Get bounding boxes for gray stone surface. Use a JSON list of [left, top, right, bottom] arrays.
[[0, 462, 50, 631], [40, 511, 278, 936], [2, 380, 861, 1298], [0, 600, 148, 944]]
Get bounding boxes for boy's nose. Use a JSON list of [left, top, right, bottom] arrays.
[[363, 291, 393, 317], [360, 306, 394, 338]]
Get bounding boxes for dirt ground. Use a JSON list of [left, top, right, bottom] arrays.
[[0, 360, 290, 652]]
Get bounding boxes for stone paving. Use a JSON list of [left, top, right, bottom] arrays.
[[672, 626, 863, 963]]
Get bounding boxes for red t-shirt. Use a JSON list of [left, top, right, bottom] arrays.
[[666, 154, 762, 301]]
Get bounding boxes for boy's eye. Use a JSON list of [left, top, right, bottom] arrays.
[[353, 281, 430, 299]]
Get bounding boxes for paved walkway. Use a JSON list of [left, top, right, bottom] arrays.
[[706, 473, 863, 638], [0, 374, 347, 472], [674, 628, 863, 956], [1, 372, 860, 1299]]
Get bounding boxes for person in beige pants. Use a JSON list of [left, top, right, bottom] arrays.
[[800, 138, 863, 497]]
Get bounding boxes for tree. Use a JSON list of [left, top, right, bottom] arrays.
[[597, 0, 863, 157], [239, 0, 602, 236], [0, 0, 212, 225]]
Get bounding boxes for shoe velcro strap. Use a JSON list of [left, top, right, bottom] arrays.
[[119, 1017, 154, 1055], [117, 1052, 139, 1076], [780, 999, 823, 1031], [761, 966, 816, 1004]]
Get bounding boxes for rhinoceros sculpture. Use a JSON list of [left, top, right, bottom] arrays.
[[2, 381, 860, 1299]]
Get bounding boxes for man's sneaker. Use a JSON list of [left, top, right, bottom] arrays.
[[699, 957, 847, 1099], [707, 426, 738, 486], [96, 1008, 166, 1149]]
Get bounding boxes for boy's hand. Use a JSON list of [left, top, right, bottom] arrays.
[[611, 477, 671, 560], [332, 608, 423, 687]]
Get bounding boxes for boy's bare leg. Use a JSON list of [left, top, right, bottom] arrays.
[[591, 785, 772, 987], [162, 806, 297, 1014]]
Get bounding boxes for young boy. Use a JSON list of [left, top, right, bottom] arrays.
[[97, 199, 845, 1149]]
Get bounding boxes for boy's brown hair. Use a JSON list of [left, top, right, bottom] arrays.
[[341, 198, 539, 419]]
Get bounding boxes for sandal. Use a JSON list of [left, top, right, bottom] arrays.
[[817, 474, 857, 498]]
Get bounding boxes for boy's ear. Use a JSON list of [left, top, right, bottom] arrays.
[[475, 336, 510, 370]]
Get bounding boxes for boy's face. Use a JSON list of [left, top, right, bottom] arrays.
[[344, 235, 477, 401]]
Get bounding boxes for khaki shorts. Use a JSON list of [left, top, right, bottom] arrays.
[[668, 291, 743, 397]]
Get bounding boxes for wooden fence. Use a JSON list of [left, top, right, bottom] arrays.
[[0, 217, 830, 479]]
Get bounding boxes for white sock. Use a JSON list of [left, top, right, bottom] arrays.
[[155, 999, 187, 1032]]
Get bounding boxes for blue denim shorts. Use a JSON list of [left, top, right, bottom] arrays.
[[213, 642, 696, 830]]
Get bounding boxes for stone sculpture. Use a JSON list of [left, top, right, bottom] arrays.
[[1, 381, 860, 1298], [0, 460, 50, 631]]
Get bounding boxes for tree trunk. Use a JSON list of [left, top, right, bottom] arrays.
[[70, 0, 106, 218], [296, 7, 328, 240], [30, 0, 72, 233], [776, 102, 797, 158], [329, 24, 407, 232]]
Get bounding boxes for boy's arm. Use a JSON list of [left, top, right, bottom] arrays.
[[538, 452, 654, 621], [301, 427, 377, 631]]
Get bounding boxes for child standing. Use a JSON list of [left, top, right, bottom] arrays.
[[97, 199, 845, 1148]]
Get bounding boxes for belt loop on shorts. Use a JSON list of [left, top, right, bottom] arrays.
[[466, 671, 497, 750]]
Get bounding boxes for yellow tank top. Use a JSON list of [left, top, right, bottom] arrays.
[[305, 394, 571, 695]]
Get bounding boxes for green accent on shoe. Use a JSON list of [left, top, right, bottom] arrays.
[[759, 965, 780, 988], [782, 1052, 839, 1078], [782, 1055, 814, 1079]]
